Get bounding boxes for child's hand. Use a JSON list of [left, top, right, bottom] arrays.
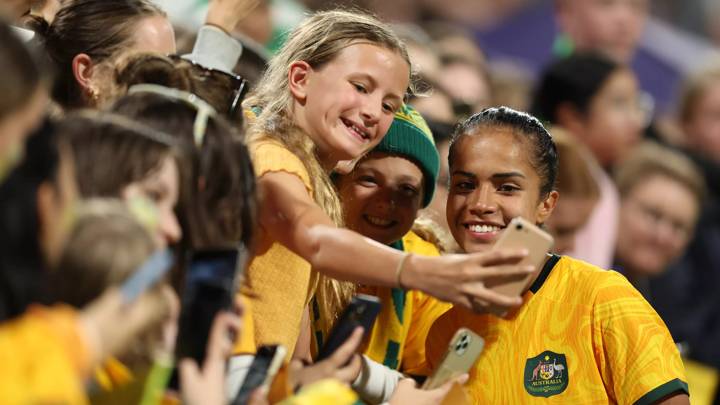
[[404, 249, 533, 314], [289, 327, 364, 390], [389, 374, 468, 405], [179, 310, 242, 405], [205, 0, 261, 34]]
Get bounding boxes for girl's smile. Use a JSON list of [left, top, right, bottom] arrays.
[[290, 42, 410, 167]]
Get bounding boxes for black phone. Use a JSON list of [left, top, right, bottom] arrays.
[[232, 345, 287, 405], [316, 294, 381, 362], [174, 245, 247, 365]]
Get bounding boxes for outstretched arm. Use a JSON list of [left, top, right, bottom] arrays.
[[259, 171, 531, 312]]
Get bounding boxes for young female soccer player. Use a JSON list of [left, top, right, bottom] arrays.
[[425, 107, 689, 404], [240, 10, 531, 358]]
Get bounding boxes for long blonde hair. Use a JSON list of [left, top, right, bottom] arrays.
[[244, 9, 412, 333]]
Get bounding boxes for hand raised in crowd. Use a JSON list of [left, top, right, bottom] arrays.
[[402, 249, 533, 314], [289, 326, 365, 390], [79, 284, 179, 365], [389, 375, 469, 405], [179, 309, 245, 405], [205, 0, 261, 34]]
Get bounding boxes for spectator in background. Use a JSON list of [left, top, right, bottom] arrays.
[[393, 24, 442, 84], [614, 141, 705, 300], [26, 0, 176, 109], [532, 51, 646, 268], [410, 83, 456, 243], [646, 65, 720, 370], [533, 52, 645, 168], [554, 0, 649, 63], [543, 127, 600, 255]]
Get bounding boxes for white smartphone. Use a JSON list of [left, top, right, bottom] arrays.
[[422, 328, 484, 390], [487, 217, 554, 315]]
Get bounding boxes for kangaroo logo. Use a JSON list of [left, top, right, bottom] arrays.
[[523, 351, 569, 398]]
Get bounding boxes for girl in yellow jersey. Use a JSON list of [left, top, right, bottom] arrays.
[[426, 107, 689, 404], [237, 9, 532, 362]]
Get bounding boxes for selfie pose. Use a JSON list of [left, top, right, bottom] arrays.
[[425, 107, 689, 404]]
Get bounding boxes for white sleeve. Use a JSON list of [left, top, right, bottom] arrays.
[[183, 25, 243, 74], [225, 354, 255, 401], [351, 355, 404, 405]]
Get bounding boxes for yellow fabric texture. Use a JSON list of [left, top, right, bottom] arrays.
[[239, 139, 319, 358], [426, 256, 688, 404], [0, 305, 92, 405], [277, 379, 357, 405], [94, 356, 133, 391], [233, 294, 257, 354], [362, 231, 451, 375]]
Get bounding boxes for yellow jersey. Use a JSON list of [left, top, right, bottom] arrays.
[[426, 255, 689, 404], [240, 139, 319, 359], [360, 231, 452, 375]]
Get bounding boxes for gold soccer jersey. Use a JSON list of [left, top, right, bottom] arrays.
[[315, 231, 451, 373], [426, 255, 688, 404]]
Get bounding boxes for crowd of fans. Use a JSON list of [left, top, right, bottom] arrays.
[[0, 0, 717, 403]]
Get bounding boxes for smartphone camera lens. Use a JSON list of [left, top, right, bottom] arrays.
[[357, 304, 366, 314]]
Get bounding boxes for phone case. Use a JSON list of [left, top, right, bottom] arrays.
[[488, 217, 554, 313], [232, 345, 287, 405], [423, 328, 484, 390], [316, 294, 381, 361]]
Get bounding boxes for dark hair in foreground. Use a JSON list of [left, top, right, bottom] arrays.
[[110, 92, 257, 250], [449, 106, 558, 198], [0, 119, 63, 320]]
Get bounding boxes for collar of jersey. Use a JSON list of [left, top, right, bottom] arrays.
[[528, 254, 561, 294]]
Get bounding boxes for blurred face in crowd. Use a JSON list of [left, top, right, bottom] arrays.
[[447, 130, 556, 253], [683, 78, 720, 163], [616, 174, 700, 277], [121, 155, 181, 248], [545, 195, 596, 254], [575, 68, 645, 167], [412, 92, 455, 125], [439, 61, 491, 115], [406, 42, 442, 83], [0, 87, 48, 180], [338, 152, 425, 245], [556, 0, 649, 62]]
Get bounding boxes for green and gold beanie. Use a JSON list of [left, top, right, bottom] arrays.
[[372, 104, 439, 207]]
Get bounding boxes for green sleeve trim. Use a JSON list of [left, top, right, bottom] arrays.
[[633, 378, 689, 405]]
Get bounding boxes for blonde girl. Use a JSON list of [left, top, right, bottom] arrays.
[[241, 9, 531, 357]]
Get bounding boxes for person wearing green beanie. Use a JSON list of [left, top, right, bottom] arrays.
[[330, 104, 451, 381], [336, 104, 441, 245]]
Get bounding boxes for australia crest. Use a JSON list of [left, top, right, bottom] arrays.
[[523, 351, 568, 397]]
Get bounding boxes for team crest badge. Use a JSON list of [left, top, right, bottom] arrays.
[[523, 351, 568, 397]]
